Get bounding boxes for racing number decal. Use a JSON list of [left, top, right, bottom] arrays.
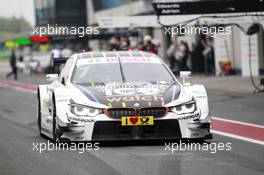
[[121, 116, 154, 126]]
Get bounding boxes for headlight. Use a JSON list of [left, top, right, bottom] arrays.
[[170, 101, 197, 115], [69, 104, 102, 117]]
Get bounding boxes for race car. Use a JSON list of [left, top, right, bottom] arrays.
[[37, 51, 212, 142]]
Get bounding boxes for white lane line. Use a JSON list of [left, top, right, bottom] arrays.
[[212, 116, 264, 129], [211, 130, 264, 146]]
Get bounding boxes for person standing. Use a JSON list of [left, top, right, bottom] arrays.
[[110, 35, 122, 51], [191, 38, 206, 73], [139, 35, 158, 54], [50, 45, 61, 73], [202, 37, 215, 74], [6, 49, 17, 80], [167, 40, 190, 73], [167, 42, 178, 71], [180, 40, 190, 71]]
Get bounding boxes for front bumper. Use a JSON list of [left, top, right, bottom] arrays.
[[57, 111, 211, 141], [92, 120, 182, 141]]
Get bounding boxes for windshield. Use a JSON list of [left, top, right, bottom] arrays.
[[71, 60, 175, 84]]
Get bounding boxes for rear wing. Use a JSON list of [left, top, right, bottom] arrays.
[[48, 56, 68, 74], [52, 57, 68, 65]]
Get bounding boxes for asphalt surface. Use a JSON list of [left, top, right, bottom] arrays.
[[0, 75, 264, 175]]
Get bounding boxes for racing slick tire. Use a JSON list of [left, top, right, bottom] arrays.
[[52, 94, 63, 142], [37, 90, 44, 137]]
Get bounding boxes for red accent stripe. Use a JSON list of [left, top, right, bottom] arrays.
[[0, 80, 37, 91], [212, 118, 264, 141]]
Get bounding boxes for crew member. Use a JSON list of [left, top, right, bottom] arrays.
[[6, 49, 17, 80]]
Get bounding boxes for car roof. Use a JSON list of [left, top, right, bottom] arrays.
[[77, 51, 159, 59]]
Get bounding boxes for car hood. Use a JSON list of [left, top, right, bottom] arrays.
[[74, 82, 182, 108]]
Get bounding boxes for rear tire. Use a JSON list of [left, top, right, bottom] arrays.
[[37, 91, 44, 137], [52, 96, 58, 142]]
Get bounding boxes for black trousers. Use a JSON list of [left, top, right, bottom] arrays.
[[6, 66, 17, 80]]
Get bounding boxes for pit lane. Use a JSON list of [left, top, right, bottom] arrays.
[[0, 79, 263, 175]]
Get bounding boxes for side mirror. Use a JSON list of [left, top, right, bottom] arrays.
[[246, 23, 260, 35], [46, 74, 58, 82], [180, 71, 192, 86]]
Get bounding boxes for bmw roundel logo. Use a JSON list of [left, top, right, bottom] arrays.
[[133, 102, 140, 108]]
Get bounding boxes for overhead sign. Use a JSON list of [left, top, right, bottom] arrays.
[[98, 15, 264, 28], [98, 16, 160, 28], [153, 0, 264, 16]]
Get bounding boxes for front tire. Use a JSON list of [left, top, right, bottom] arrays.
[[52, 96, 58, 142]]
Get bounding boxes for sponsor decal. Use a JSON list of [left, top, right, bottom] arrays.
[[113, 85, 135, 95], [121, 116, 154, 126], [76, 82, 180, 108], [177, 113, 200, 120], [191, 133, 200, 137], [122, 102, 126, 107], [57, 99, 68, 102], [106, 95, 164, 103], [104, 83, 166, 96], [195, 95, 207, 99], [77, 56, 161, 65], [67, 116, 95, 122], [108, 103, 113, 108], [107, 57, 157, 63]]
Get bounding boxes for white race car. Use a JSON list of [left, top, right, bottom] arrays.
[[37, 51, 212, 142]]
